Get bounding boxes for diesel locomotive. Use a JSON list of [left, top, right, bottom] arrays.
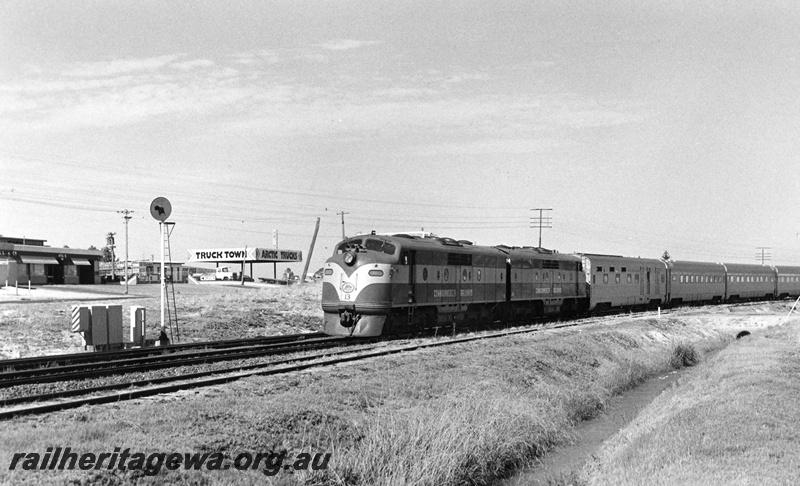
[[321, 233, 800, 337]]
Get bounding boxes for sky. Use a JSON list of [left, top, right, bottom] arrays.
[[1, 0, 799, 276]]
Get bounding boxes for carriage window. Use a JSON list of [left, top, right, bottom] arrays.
[[534, 272, 539, 281], [544, 272, 549, 280], [615, 274, 620, 284], [477, 269, 481, 281], [627, 274, 632, 283], [462, 269, 468, 281], [444, 269, 449, 281], [635, 274, 640, 283], [603, 274, 608, 284], [423, 268, 428, 281]]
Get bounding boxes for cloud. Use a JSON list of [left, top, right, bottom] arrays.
[[316, 39, 380, 51], [415, 138, 563, 156], [170, 59, 215, 70], [0, 49, 649, 138], [61, 54, 184, 77]]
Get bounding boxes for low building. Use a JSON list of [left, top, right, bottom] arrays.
[[99, 260, 210, 284], [0, 235, 103, 285]]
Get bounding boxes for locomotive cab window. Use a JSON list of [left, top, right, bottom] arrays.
[[365, 239, 396, 255], [337, 239, 362, 253]]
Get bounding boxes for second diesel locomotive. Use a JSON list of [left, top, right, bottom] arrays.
[[322, 232, 800, 337]]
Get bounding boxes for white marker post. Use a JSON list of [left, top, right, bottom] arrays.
[[160, 221, 166, 334]]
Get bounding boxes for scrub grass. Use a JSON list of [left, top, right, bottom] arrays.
[[0, 312, 746, 485], [669, 342, 699, 368], [0, 283, 323, 358], [581, 319, 800, 485]]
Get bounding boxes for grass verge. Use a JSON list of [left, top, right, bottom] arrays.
[[581, 319, 800, 485]]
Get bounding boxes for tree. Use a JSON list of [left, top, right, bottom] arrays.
[[102, 246, 114, 262], [88, 245, 98, 251], [662, 250, 671, 261]]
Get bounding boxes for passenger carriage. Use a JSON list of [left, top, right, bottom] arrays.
[[666, 261, 726, 305], [580, 254, 666, 312], [774, 266, 800, 299], [722, 263, 776, 301]]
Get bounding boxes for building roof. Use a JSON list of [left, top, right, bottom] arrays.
[[0, 235, 47, 246]]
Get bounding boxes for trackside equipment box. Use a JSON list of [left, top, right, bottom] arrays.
[[70, 304, 125, 350], [130, 306, 146, 347]]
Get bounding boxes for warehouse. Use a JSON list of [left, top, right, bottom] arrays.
[[0, 235, 103, 285]]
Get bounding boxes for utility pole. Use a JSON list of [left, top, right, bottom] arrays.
[[530, 208, 553, 248], [755, 247, 772, 265], [337, 211, 350, 240], [301, 218, 321, 284], [106, 232, 116, 279], [117, 210, 134, 294]]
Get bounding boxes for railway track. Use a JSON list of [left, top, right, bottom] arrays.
[[0, 332, 326, 373], [0, 335, 355, 388]]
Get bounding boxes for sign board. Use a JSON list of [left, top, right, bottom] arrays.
[[150, 197, 172, 222], [187, 247, 302, 263]]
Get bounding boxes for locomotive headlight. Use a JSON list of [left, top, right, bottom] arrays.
[[343, 252, 356, 266]]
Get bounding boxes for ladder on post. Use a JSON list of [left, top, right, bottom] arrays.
[[163, 222, 180, 343]]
